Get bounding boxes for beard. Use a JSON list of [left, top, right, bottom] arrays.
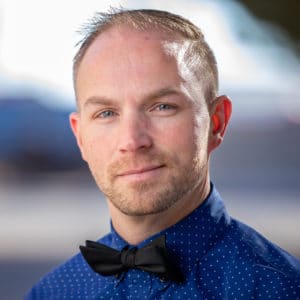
[[91, 150, 207, 217]]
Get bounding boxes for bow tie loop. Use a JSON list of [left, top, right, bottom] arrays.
[[120, 246, 137, 269]]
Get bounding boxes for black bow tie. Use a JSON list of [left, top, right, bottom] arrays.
[[80, 235, 183, 282]]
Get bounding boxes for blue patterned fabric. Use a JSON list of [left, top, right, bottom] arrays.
[[25, 185, 300, 299]]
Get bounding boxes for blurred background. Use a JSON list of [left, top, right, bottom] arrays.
[[0, 0, 299, 299]]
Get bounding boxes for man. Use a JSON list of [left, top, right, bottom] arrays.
[[26, 8, 300, 299]]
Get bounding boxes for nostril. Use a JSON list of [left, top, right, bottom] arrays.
[[118, 131, 153, 152]]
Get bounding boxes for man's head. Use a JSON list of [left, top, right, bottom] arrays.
[[70, 8, 231, 218]]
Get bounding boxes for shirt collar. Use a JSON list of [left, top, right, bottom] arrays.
[[108, 183, 231, 272]]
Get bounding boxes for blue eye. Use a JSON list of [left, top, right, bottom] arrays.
[[157, 104, 173, 110], [151, 103, 177, 116], [99, 110, 115, 118]]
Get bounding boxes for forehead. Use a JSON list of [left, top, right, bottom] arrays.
[[76, 28, 177, 83], [75, 25, 204, 108], [77, 26, 177, 70]]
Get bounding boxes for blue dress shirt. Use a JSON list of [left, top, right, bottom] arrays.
[[25, 185, 300, 299]]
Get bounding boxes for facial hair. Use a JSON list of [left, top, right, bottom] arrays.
[[92, 150, 207, 217]]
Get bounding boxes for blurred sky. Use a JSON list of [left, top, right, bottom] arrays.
[[0, 0, 300, 122]]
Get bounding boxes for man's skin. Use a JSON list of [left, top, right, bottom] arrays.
[[70, 25, 232, 245]]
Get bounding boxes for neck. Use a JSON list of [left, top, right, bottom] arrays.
[[108, 176, 211, 245]]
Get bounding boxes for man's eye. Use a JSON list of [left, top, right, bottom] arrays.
[[155, 104, 175, 111], [98, 110, 116, 118]]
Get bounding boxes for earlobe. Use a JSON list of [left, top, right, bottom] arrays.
[[209, 95, 232, 152]]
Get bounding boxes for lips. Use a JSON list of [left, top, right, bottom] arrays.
[[117, 165, 164, 177]]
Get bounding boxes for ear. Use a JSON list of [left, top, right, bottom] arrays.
[[208, 95, 232, 153], [69, 112, 87, 161]]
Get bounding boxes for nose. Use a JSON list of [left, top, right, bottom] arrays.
[[117, 112, 153, 153]]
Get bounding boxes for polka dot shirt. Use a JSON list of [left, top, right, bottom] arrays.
[[25, 184, 300, 299]]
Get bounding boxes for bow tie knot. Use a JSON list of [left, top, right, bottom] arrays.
[[80, 235, 183, 283], [121, 246, 137, 269]]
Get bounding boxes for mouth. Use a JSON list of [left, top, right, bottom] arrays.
[[117, 165, 165, 181]]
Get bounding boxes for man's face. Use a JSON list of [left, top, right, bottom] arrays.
[[71, 27, 214, 216]]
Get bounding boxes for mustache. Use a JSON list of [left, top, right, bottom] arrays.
[[107, 153, 173, 179]]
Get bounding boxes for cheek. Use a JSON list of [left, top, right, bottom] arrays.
[[81, 130, 112, 167], [156, 118, 198, 157]]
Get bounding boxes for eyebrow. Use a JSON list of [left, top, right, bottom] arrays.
[[147, 87, 181, 101], [83, 96, 115, 108], [82, 86, 182, 109]]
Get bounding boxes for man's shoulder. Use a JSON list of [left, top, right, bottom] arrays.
[[24, 252, 85, 299], [24, 234, 112, 300], [223, 218, 300, 279], [199, 217, 300, 298]]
